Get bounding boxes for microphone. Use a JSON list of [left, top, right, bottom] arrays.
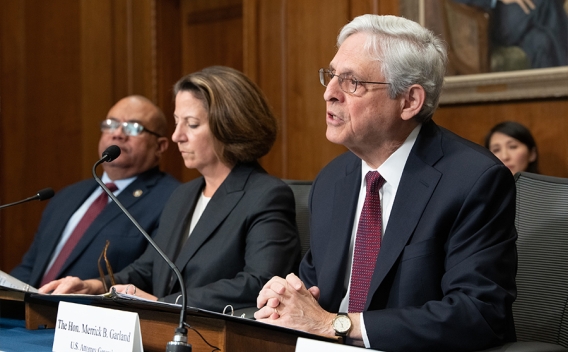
[[94, 145, 192, 352], [0, 188, 55, 210], [102, 145, 121, 162]]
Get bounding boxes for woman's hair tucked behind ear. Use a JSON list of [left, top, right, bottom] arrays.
[[174, 66, 277, 165]]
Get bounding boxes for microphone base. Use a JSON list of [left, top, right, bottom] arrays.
[[166, 329, 192, 352], [165, 341, 192, 352]]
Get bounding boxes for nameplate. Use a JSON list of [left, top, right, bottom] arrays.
[[52, 301, 143, 352]]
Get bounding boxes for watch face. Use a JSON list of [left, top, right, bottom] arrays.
[[333, 315, 351, 334]]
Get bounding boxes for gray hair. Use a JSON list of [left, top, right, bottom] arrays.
[[338, 15, 447, 123]]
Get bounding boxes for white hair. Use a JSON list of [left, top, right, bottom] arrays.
[[338, 15, 447, 122]]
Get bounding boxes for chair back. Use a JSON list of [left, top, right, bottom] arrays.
[[514, 172, 568, 347], [283, 179, 312, 258]]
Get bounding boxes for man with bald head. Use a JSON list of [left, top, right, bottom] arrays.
[[11, 96, 180, 288]]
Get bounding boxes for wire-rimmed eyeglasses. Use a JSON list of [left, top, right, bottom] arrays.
[[100, 118, 161, 137], [319, 68, 390, 94]]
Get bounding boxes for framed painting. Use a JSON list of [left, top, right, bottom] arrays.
[[400, 0, 568, 104]]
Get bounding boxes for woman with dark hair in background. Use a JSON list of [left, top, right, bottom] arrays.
[[485, 121, 539, 174]]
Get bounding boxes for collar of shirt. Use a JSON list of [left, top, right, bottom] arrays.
[[361, 123, 422, 209], [101, 172, 137, 196]]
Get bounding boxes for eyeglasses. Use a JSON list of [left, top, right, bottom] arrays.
[[319, 68, 390, 93], [100, 118, 161, 137], [98, 240, 116, 292]]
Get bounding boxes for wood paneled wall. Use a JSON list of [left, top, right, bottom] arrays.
[[434, 98, 568, 177], [0, 0, 185, 271], [242, 0, 399, 178], [1, 0, 567, 273]]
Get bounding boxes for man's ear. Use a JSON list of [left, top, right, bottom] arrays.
[[156, 137, 169, 155], [400, 84, 425, 121]]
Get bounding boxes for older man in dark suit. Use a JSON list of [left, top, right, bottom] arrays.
[[255, 15, 517, 352], [11, 95, 179, 288]]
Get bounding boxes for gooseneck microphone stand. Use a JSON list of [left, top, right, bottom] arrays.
[[94, 145, 192, 352], [0, 188, 54, 209]]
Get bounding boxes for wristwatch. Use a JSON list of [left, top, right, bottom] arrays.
[[332, 312, 352, 338]]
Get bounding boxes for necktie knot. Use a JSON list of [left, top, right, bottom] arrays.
[[365, 171, 385, 194], [106, 182, 118, 193]]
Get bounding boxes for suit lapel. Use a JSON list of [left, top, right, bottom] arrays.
[[162, 180, 203, 260], [321, 155, 362, 309], [32, 182, 98, 281], [60, 171, 160, 274], [151, 179, 201, 297], [173, 164, 252, 271], [367, 121, 444, 307]]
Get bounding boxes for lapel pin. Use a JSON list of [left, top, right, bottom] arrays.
[[133, 189, 143, 197]]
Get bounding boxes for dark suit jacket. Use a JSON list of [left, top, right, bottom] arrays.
[[300, 120, 517, 352], [112, 162, 301, 312], [11, 167, 180, 288]]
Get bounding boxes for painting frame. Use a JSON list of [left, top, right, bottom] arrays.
[[400, 0, 568, 105]]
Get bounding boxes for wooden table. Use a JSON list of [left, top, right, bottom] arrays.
[[15, 292, 337, 352]]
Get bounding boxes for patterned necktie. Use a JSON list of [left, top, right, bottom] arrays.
[[40, 183, 117, 286], [348, 171, 385, 312]]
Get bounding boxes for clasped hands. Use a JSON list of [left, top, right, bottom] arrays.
[[254, 273, 336, 337]]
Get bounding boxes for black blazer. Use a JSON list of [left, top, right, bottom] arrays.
[[11, 167, 180, 288], [300, 120, 517, 351], [112, 162, 301, 312]]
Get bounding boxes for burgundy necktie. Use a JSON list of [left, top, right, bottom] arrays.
[[348, 171, 385, 312], [40, 183, 117, 286]]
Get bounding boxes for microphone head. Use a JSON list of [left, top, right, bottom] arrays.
[[37, 188, 55, 201], [102, 145, 121, 162]]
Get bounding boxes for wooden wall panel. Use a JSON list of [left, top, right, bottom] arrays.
[[80, 0, 115, 176], [434, 98, 568, 177], [0, 0, 180, 272], [242, 0, 286, 177], [177, 0, 244, 182], [349, 0, 398, 17], [244, 0, 389, 180], [0, 0, 30, 272], [181, 0, 243, 73], [154, 0, 185, 182], [0, 0, 83, 271], [280, 0, 349, 180], [111, 0, 155, 100], [244, 0, 346, 180]]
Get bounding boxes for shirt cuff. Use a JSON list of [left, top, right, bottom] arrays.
[[360, 312, 371, 348]]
